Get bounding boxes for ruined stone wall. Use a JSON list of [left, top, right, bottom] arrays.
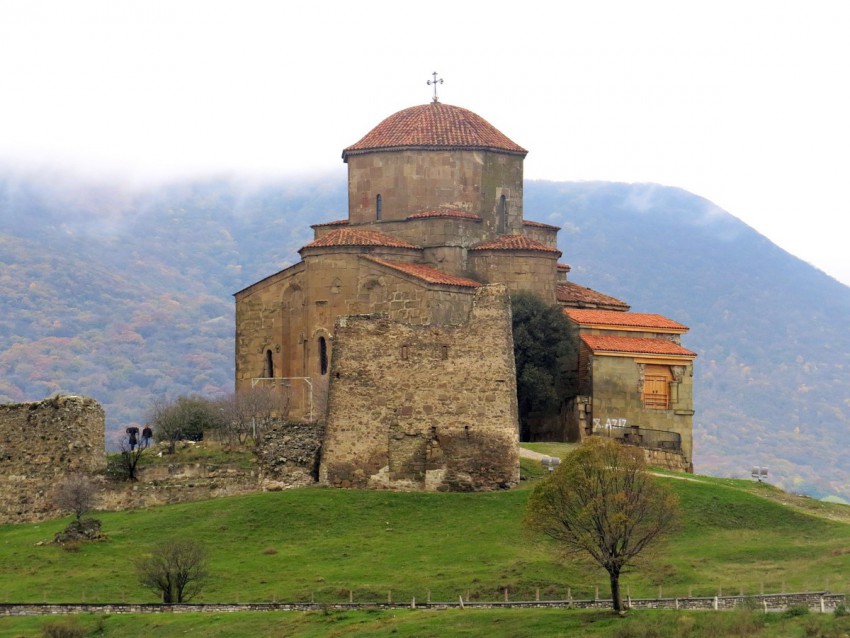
[[347, 150, 524, 233], [256, 422, 324, 489], [320, 284, 519, 491], [0, 396, 105, 523]]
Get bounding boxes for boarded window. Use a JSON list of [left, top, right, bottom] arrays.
[[642, 364, 672, 409]]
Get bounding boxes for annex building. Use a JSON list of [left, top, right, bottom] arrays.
[[235, 94, 696, 490]]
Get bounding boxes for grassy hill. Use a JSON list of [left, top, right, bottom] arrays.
[[1, 458, 850, 636]]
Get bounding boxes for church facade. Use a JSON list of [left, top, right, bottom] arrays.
[[235, 98, 696, 489]]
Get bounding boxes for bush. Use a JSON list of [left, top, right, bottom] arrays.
[[41, 620, 85, 638], [783, 604, 811, 617]]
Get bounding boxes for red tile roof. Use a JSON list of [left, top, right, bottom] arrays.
[[565, 309, 688, 332], [581, 334, 696, 358], [406, 210, 483, 222], [523, 220, 561, 230], [557, 282, 629, 310], [310, 219, 349, 228], [301, 228, 420, 250], [365, 257, 482, 288], [343, 103, 527, 160], [557, 263, 571, 272], [470, 234, 562, 255]]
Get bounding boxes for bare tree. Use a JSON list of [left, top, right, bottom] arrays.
[[524, 438, 679, 611], [107, 436, 146, 482], [52, 474, 97, 521], [217, 386, 290, 446], [136, 539, 209, 603], [148, 395, 227, 453]]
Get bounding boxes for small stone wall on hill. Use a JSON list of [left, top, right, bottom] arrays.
[[0, 396, 105, 524], [98, 462, 259, 512], [1, 592, 843, 616], [256, 422, 324, 489]]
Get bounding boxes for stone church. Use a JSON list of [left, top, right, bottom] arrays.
[[235, 94, 696, 490]]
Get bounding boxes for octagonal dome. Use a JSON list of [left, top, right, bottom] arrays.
[[342, 102, 527, 161]]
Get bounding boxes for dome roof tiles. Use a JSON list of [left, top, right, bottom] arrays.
[[343, 103, 527, 160]]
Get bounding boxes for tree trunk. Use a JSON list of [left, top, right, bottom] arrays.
[[609, 571, 622, 611]]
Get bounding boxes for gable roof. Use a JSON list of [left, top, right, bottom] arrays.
[[310, 219, 349, 228], [581, 334, 697, 358], [565, 309, 688, 333], [364, 257, 481, 288], [470, 234, 562, 255], [300, 228, 420, 251], [343, 103, 527, 160], [556, 282, 629, 310], [523, 220, 561, 230]]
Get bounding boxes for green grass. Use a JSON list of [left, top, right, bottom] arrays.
[[2, 464, 850, 636], [3, 608, 850, 637]]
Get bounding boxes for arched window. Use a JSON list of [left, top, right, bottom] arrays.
[[376, 194, 382, 221], [265, 349, 275, 379], [318, 336, 328, 375], [498, 194, 507, 233]]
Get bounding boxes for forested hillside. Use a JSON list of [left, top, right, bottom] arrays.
[[1, 170, 848, 500]]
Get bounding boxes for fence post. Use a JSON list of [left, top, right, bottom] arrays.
[[388, 590, 391, 603], [763, 600, 767, 614], [595, 586, 599, 600], [349, 590, 353, 603], [411, 597, 416, 609], [459, 595, 464, 609], [713, 596, 718, 611], [504, 588, 508, 602], [568, 587, 572, 601], [821, 597, 825, 613], [427, 589, 431, 604], [536, 588, 540, 602]]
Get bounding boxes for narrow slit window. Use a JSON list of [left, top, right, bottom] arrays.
[[376, 194, 382, 221], [498, 194, 506, 233], [319, 336, 328, 375], [265, 349, 274, 379]]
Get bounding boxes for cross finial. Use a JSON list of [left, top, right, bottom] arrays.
[[427, 71, 444, 103]]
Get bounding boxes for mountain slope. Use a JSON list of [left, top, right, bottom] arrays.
[[1, 171, 848, 498]]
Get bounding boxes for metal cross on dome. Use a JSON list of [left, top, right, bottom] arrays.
[[427, 72, 443, 103]]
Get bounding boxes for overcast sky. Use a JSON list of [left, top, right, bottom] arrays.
[[2, 1, 849, 285]]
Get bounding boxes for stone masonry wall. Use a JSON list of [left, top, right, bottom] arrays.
[[320, 284, 519, 491], [256, 422, 324, 489], [0, 395, 105, 523]]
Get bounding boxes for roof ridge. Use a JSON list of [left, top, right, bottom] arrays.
[[301, 228, 420, 250], [364, 257, 481, 288], [470, 234, 561, 254]]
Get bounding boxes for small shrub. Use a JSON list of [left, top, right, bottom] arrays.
[[61, 541, 81, 553], [262, 547, 278, 555], [783, 604, 811, 617], [42, 619, 85, 638], [834, 603, 848, 617]]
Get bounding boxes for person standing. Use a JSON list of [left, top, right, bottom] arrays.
[[126, 425, 140, 451]]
